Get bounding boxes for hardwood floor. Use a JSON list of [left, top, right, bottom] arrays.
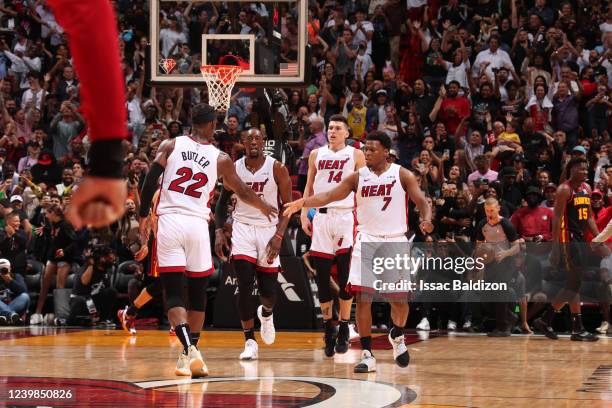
[[0, 328, 610, 407]]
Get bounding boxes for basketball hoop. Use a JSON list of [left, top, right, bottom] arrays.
[[200, 65, 243, 112]]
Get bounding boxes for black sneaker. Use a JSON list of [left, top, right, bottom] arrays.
[[570, 331, 599, 342], [533, 318, 558, 340], [487, 329, 511, 337], [0, 315, 7, 326], [335, 324, 349, 354], [9, 313, 23, 326], [324, 333, 336, 357]]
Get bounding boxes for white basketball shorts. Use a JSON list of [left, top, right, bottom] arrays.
[[230, 220, 280, 272]]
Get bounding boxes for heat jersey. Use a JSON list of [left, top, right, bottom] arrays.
[[233, 155, 279, 227], [156, 136, 219, 221], [313, 145, 356, 209], [560, 181, 591, 242], [355, 163, 408, 236]]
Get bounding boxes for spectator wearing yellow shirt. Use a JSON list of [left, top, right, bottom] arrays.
[[347, 94, 367, 141], [497, 117, 522, 151]]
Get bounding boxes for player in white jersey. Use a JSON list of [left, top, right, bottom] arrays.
[[138, 104, 276, 377], [284, 131, 433, 373], [301, 114, 366, 357], [214, 128, 292, 360]]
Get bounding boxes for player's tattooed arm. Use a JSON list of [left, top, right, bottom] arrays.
[[399, 167, 433, 234], [217, 152, 277, 221], [284, 172, 358, 216], [139, 138, 175, 218]]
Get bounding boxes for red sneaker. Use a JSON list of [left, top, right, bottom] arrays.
[[117, 306, 136, 335]]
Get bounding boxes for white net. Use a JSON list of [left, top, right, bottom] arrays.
[[200, 65, 242, 112]]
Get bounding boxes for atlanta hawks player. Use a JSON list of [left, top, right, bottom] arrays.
[[301, 114, 366, 356], [214, 128, 292, 360], [139, 104, 276, 377], [285, 131, 433, 373]]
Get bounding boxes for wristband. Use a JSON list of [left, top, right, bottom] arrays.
[[88, 139, 125, 179], [274, 232, 284, 240]]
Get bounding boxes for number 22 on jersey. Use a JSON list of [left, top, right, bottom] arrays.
[[168, 167, 209, 198]]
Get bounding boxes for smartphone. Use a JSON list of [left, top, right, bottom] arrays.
[[444, 149, 450, 157]]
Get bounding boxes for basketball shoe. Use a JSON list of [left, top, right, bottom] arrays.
[[188, 345, 209, 377], [388, 332, 410, 367], [175, 352, 191, 376], [354, 350, 376, 373], [239, 339, 258, 360], [117, 306, 136, 335], [257, 305, 275, 345]]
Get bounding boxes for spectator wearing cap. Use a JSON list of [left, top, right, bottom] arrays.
[[9, 195, 32, 241], [0, 258, 28, 325], [366, 89, 389, 132], [591, 189, 607, 220], [541, 182, 557, 209], [30, 149, 62, 186], [510, 186, 554, 242], [512, 153, 532, 188], [430, 81, 471, 137], [387, 149, 398, 164], [499, 166, 522, 210], [467, 155, 498, 186], [17, 140, 40, 173]]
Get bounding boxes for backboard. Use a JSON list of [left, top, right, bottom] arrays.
[[149, 0, 308, 87]]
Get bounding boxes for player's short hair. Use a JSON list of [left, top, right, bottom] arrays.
[[566, 157, 588, 175], [191, 103, 217, 125], [328, 114, 348, 127], [366, 131, 392, 150]]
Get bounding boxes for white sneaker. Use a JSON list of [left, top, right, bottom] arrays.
[[416, 317, 430, 331], [354, 350, 377, 373], [462, 320, 472, 330], [388, 332, 410, 368], [596, 321, 609, 334], [257, 305, 276, 345], [447, 320, 457, 331], [43, 314, 55, 326], [175, 352, 191, 376], [188, 345, 209, 377], [348, 323, 359, 340], [30, 313, 43, 325], [239, 339, 259, 360]]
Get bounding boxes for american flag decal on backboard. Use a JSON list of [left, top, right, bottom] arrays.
[[280, 62, 298, 76]]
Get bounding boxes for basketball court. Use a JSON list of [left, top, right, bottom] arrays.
[[0, 328, 610, 407]]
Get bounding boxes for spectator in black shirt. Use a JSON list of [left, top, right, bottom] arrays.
[[67, 246, 117, 326], [0, 212, 28, 276], [31, 204, 77, 325], [0, 258, 28, 325]]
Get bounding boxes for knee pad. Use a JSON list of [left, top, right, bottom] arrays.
[[257, 271, 278, 308], [312, 256, 333, 303], [162, 273, 186, 311], [187, 276, 209, 312]]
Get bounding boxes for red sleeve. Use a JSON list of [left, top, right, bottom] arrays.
[[48, 0, 127, 141], [542, 208, 553, 242], [459, 98, 471, 119], [510, 210, 521, 235]]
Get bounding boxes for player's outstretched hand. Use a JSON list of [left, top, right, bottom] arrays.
[[214, 229, 231, 262], [65, 177, 127, 229], [283, 198, 305, 217]]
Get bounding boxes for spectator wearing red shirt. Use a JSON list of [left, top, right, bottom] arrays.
[[430, 81, 470, 137], [510, 186, 553, 242]]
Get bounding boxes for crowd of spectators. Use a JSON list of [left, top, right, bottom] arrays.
[[0, 0, 610, 335]]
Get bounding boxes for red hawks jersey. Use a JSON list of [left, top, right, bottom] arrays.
[[313, 145, 356, 209], [355, 164, 408, 236], [233, 156, 278, 227], [156, 136, 219, 221]]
